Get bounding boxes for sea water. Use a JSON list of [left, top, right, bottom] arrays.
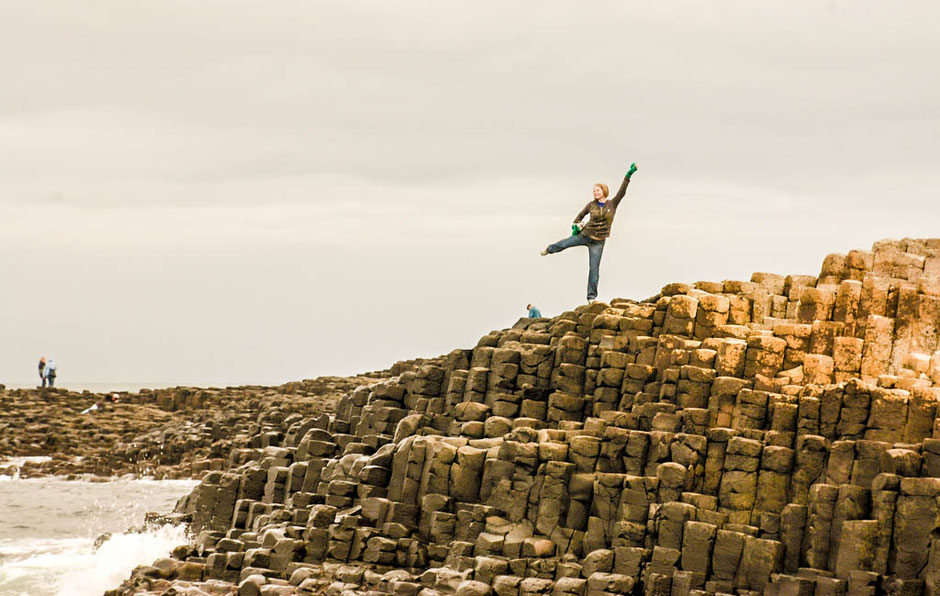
[[0, 461, 198, 596]]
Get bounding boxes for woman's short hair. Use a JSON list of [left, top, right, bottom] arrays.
[[595, 183, 609, 198]]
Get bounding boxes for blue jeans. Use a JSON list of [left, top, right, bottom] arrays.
[[546, 234, 605, 301]]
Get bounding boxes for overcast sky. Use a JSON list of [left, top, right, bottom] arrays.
[[2, 2, 938, 388]]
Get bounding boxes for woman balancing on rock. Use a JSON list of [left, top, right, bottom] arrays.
[[541, 163, 638, 303]]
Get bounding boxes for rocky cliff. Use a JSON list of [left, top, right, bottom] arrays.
[[82, 238, 940, 594]]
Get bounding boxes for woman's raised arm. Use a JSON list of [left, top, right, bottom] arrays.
[[610, 163, 638, 207]]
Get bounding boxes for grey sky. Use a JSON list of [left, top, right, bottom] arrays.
[[2, 2, 938, 387]]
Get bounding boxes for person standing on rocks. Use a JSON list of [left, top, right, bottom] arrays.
[[38, 356, 47, 387], [541, 163, 638, 303], [42, 358, 57, 388], [526, 304, 542, 318]]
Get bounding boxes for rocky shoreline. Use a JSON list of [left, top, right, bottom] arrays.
[[0, 375, 389, 480], [6, 237, 940, 596]]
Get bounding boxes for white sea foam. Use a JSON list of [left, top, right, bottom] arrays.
[[0, 526, 189, 596], [56, 525, 190, 596], [0, 477, 197, 596]]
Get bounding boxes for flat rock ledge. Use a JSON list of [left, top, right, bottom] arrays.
[[22, 237, 940, 596]]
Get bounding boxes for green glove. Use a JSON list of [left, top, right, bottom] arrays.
[[626, 163, 638, 179], [572, 224, 581, 236]]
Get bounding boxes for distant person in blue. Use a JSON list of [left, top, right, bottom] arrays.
[[42, 358, 57, 388], [527, 304, 542, 318]]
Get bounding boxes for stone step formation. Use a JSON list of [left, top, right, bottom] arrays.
[[110, 238, 940, 596]]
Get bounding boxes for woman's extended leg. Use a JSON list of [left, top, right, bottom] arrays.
[[586, 239, 605, 301], [545, 233, 589, 254]]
